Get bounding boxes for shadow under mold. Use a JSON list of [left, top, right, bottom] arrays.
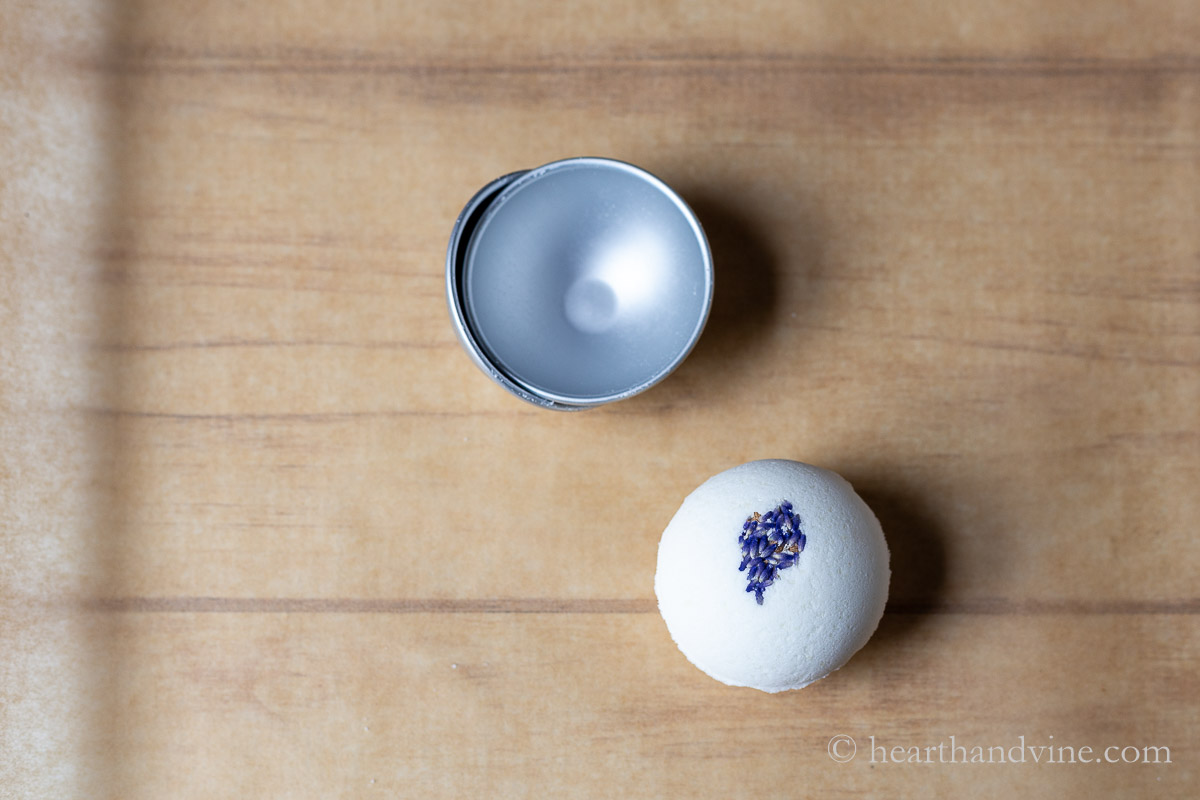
[[623, 185, 824, 409]]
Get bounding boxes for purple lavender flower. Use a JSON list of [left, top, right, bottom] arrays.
[[738, 501, 805, 605]]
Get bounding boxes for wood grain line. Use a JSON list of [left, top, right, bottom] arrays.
[[102, 50, 1200, 77], [796, 323, 1199, 368], [96, 339, 455, 352], [85, 597, 1200, 615], [888, 599, 1200, 615], [87, 597, 655, 614], [81, 407, 536, 421]]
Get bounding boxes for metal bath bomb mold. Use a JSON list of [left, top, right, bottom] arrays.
[[446, 157, 714, 410]]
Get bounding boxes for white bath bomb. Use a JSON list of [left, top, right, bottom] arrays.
[[655, 460, 890, 692]]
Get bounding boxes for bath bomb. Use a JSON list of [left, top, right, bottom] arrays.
[[655, 460, 890, 692]]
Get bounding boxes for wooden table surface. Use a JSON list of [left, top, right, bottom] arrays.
[[3, 1, 1198, 797]]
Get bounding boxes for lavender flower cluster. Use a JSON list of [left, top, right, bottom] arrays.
[[738, 500, 806, 605]]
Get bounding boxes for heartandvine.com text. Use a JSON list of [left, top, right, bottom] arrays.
[[867, 736, 1170, 765]]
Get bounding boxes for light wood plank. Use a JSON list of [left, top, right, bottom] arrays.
[[3, 1, 1198, 797], [87, 612, 1196, 798]]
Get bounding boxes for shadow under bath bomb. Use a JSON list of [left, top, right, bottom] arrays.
[[655, 459, 890, 692]]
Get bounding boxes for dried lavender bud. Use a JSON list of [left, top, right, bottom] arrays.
[[737, 501, 805, 605]]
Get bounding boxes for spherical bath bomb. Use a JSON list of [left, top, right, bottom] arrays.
[[655, 460, 890, 692]]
